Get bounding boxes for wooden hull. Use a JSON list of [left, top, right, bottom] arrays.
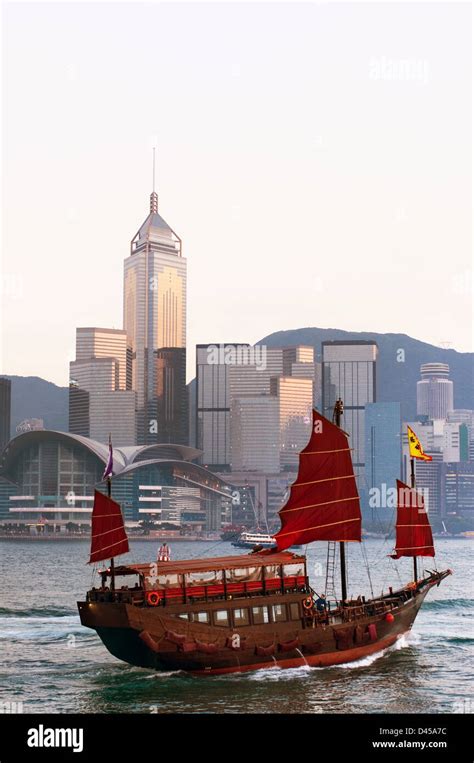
[[78, 573, 447, 676]]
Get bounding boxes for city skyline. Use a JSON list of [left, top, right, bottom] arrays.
[[2, 2, 472, 387]]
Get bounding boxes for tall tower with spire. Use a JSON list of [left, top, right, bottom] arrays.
[[123, 163, 188, 445]]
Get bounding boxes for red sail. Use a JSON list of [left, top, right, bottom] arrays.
[[89, 490, 129, 564], [390, 480, 435, 559], [273, 409, 361, 551]]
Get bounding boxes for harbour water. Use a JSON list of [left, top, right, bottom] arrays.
[[1, 538, 472, 714]]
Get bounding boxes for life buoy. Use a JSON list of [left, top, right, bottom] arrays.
[[147, 591, 161, 606], [302, 596, 314, 611]]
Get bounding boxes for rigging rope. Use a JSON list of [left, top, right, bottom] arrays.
[[186, 537, 237, 561], [360, 541, 374, 599]]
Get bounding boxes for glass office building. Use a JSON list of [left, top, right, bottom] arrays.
[[417, 363, 454, 421], [365, 402, 401, 519], [322, 341, 378, 505], [124, 191, 187, 444], [69, 328, 136, 445], [195, 344, 250, 470]]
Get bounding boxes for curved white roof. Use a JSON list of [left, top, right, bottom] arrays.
[[0, 431, 201, 476]]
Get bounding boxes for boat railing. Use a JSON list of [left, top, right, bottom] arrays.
[[87, 586, 144, 604], [302, 592, 408, 627], [87, 575, 309, 605]]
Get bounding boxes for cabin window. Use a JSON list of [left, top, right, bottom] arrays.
[[251, 606, 269, 625], [214, 610, 230, 627], [177, 613, 189, 620], [264, 564, 282, 579], [233, 608, 250, 626], [227, 567, 262, 583], [289, 602, 301, 620], [283, 563, 305, 578], [185, 570, 223, 586], [272, 604, 287, 622], [145, 572, 181, 590], [194, 611, 209, 624]]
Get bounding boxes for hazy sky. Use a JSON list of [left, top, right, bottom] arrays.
[[2, 1, 472, 386]]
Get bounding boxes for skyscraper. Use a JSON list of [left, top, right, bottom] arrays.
[[230, 395, 280, 472], [412, 453, 444, 518], [365, 402, 401, 518], [69, 328, 136, 445], [0, 377, 11, 451], [270, 376, 313, 470], [209, 344, 315, 472], [416, 363, 454, 421], [322, 341, 378, 500], [443, 462, 474, 517], [124, 189, 187, 444], [230, 375, 312, 473], [196, 343, 250, 470], [74, 327, 131, 390]]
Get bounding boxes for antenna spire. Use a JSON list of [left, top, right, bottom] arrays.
[[150, 147, 158, 214]]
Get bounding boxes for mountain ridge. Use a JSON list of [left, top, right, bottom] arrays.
[[257, 327, 473, 420], [3, 329, 473, 432]]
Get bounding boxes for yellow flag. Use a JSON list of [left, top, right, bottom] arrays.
[[407, 425, 432, 461]]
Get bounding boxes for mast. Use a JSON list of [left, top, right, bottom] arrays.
[[107, 474, 115, 592], [88, 434, 128, 572], [406, 424, 433, 582], [333, 398, 347, 604], [410, 456, 417, 582]]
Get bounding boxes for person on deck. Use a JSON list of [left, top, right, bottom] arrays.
[[315, 594, 327, 613], [158, 542, 171, 562]]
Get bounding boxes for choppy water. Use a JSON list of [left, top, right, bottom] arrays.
[[0, 538, 472, 714]]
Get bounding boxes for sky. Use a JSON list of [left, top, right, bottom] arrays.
[[1, 1, 472, 386]]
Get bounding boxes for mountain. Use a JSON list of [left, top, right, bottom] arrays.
[[6, 376, 68, 436], [257, 328, 473, 421], [4, 329, 473, 434]]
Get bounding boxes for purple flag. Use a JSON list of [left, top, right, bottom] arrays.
[[102, 435, 113, 480]]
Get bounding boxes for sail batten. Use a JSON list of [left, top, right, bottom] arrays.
[[390, 480, 435, 560], [89, 490, 129, 564], [291, 474, 357, 488], [272, 409, 362, 551], [280, 495, 359, 515]]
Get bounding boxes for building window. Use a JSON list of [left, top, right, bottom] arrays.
[[251, 606, 269, 625], [289, 602, 300, 620], [194, 612, 209, 624], [233, 608, 249, 626], [272, 604, 286, 622], [214, 610, 230, 627]]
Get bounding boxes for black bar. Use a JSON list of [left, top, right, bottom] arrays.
[[0, 713, 469, 761]]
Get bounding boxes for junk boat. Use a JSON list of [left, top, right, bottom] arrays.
[[78, 403, 451, 675]]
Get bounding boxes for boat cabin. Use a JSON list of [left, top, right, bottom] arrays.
[[88, 552, 308, 606]]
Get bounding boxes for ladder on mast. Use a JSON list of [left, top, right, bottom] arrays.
[[325, 541, 338, 602]]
